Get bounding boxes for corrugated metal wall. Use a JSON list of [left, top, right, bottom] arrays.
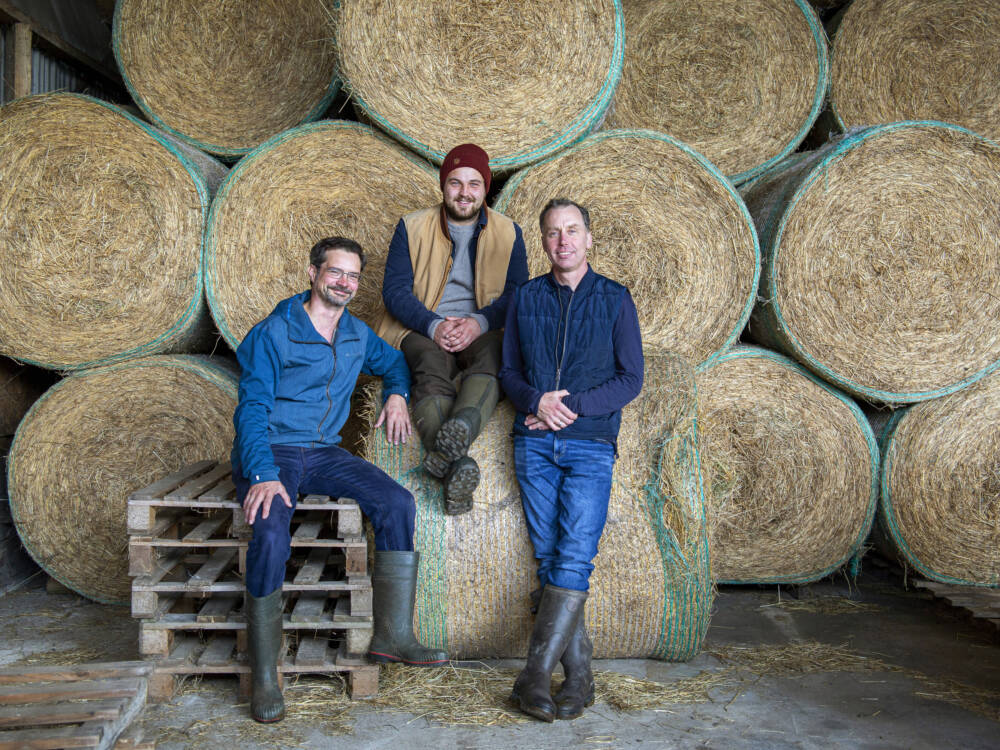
[[1, 24, 117, 105]]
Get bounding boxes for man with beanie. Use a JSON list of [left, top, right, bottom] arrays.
[[499, 199, 643, 722], [233, 237, 447, 724], [380, 143, 529, 514]]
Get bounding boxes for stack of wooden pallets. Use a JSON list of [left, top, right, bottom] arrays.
[[127, 461, 378, 702]]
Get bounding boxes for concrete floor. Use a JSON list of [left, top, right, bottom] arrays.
[[1, 568, 997, 749]]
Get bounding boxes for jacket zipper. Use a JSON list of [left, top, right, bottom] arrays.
[[554, 286, 574, 389], [316, 334, 338, 443]]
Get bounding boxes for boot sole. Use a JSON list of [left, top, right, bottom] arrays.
[[369, 651, 448, 667], [434, 416, 474, 464], [252, 712, 286, 724], [422, 450, 450, 479], [555, 694, 595, 720], [444, 462, 480, 515], [509, 691, 555, 723]]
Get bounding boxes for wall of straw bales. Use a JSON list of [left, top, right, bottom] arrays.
[[495, 129, 759, 368], [113, 0, 340, 158], [7, 355, 237, 604], [879, 370, 1000, 587], [336, 0, 624, 174], [608, 0, 829, 184], [205, 121, 441, 349], [742, 121, 1000, 404], [365, 349, 711, 660], [695, 346, 877, 584], [0, 93, 227, 371], [828, 0, 1000, 144]]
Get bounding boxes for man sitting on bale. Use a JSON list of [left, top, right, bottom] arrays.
[[379, 143, 529, 514], [499, 198, 644, 722], [232, 236, 447, 724]]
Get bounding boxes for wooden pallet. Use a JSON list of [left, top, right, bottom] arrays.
[[0, 662, 153, 750], [913, 578, 1000, 634]]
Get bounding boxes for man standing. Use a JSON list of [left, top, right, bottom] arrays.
[[233, 237, 447, 724], [380, 143, 529, 514], [499, 199, 644, 722]]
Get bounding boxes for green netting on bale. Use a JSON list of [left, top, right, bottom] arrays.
[[363, 348, 712, 660]]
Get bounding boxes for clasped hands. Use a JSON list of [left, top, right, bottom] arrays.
[[433, 316, 482, 353], [525, 389, 578, 431]]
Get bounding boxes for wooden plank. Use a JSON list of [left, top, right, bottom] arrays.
[[343, 627, 373, 660], [0, 698, 123, 728], [350, 587, 373, 618], [292, 549, 330, 585], [138, 628, 172, 658], [199, 475, 235, 502], [0, 723, 102, 749], [128, 461, 215, 503], [161, 636, 200, 667], [294, 637, 329, 667], [292, 518, 324, 543], [188, 548, 236, 588], [290, 593, 327, 624], [348, 666, 379, 699], [333, 596, 374, 628], [165, 463, 234, 502], [131, 551, 184, 587], [181, 514, 228, 543], [0, 678, 142, 705], [337, 498, 363, 537], [344, 545, 367, 575], [196, 636, 237, 667], [0, 663, 151, 684], [196, 594, 240, 623], [11, 22, 31, 100]]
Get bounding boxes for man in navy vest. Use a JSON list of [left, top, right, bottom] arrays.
[[232, 237, 447, 723], [499, 199, 644, 722]]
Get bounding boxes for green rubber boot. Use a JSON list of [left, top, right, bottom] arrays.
[[553, 607, 595, 719], [368, 551, 449, 666], [245, 589, 285, 723], [413, 395, 454, 479]]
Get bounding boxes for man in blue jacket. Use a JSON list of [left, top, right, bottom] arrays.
[[379, 144, 529, 514], [499, 199, 644, 723], [233, 237, 447, 724]]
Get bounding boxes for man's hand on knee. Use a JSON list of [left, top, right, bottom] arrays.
[[244, 480, 292, 525], [376, 393, 413, 445]]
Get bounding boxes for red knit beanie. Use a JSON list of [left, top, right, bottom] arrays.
[[440, 143, 491, 193]]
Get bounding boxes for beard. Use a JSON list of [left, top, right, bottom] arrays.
[[319, 284, 354, 307], [443, 194, 483, 223]]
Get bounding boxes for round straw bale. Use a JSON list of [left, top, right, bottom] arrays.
[[829, 0, 1000, 144], [205, 121, 440, 349], [113, 0, 340, 157], [364, 348, 712, 659], [607, 0, 828, 184], [494, 129, 759, 367], [0, 93, 226, 371], [0, 359, 52, 438], [742, 122, 1000, 404], [695, 345, 877, 584], [879, 370, 1000, 586], [7, 355, 237, 603], [336, 0, 624, 174]]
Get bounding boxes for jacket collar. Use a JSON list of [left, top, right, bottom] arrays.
[[281, 290, 361, 344], [545, 264, 596, 295], [438, 203, 488, 241]]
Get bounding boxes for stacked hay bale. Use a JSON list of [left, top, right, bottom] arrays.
[[364, 349, 712, 659], [205, 121, 441, 349], [695, 346, 878, 583], [742, 121, 1000, 404], [608, 0, 828, 184], [0, 94, 226, 371], [828, 0, 1000, 143], [113, 0, 340, 158], [336, 0, 624, 173], [7, 356, 237, 604], [879, 371, 1000, 586], [494, 129, 759, 366]]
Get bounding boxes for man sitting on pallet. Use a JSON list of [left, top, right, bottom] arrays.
[[232, 236, 447, 724], [379, 143, 529, 514]]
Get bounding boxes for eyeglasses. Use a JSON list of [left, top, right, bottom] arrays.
[[323, 266, 361, 284]]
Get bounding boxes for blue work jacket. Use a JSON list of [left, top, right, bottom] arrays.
[[232, 291, 410, 484]]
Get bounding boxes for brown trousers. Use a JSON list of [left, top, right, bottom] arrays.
[[400, 330, 503, 404]]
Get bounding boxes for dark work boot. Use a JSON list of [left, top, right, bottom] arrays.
[[443, 456, 480, 515], [369, 551, 449, 666], [432, 374, 499, 465], [413, 395, 454, 479], [510, 585, 588, 722], [245, 589, 285, 723], [554, 607, 595, 719]]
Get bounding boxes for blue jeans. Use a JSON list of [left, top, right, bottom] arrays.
[[513, 434, 616, 592], [233, 444, 415, 597]]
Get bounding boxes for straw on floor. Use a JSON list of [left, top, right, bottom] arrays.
[[0, 93, 225, 371], [494, 129, 759, 368], [695, 346, 877, 583], [335, 0, 624, 173], [364, 348, 712, 659], [608, 0, 828, 184], [742, 122, 1000, 404], [7, 355, 238, 604], [205, 121, 440, 349], [113, 0, 340, 157], [829, 0, 1000, 144], [879, 369, 1000, 586]]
